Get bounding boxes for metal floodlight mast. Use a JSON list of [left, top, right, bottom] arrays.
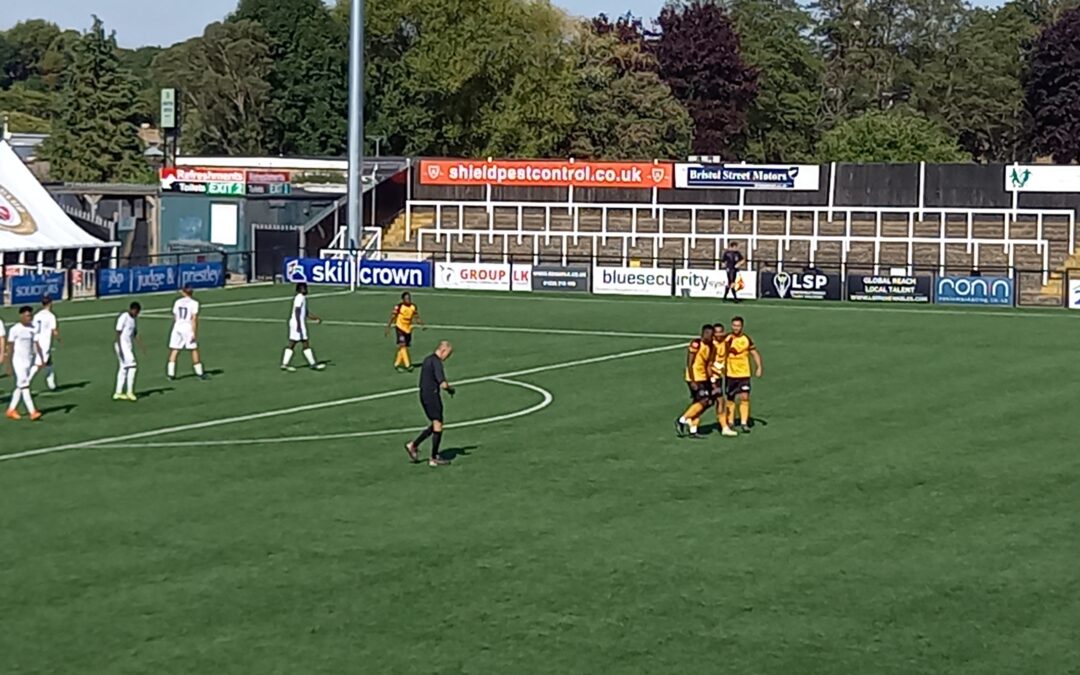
[[346, 0, 365, 251]]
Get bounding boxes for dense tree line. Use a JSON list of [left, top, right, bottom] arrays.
[[4, 0, 1080, 180]]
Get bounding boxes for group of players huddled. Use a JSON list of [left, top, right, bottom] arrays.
[[676, 317, 762, 438]]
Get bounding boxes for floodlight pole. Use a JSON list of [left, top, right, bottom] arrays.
[[346, 0, 365, 251]]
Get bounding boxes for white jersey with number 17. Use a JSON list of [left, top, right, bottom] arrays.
[[172, 297, 200, 332]]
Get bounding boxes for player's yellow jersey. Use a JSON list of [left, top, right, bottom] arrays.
[[394, 303, 418, 333], [725, 333, 755, 378], [712, 338, 728, 378], [684, 339, 713, 382]]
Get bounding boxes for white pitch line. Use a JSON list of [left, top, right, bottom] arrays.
[[56, 289, 352, 324], [144, 314, 689, 340], [1, 342, 681, 463], [357, 288, 1077, 320], [89, 377, 553, 450]]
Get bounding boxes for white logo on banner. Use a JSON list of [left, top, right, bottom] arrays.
[[773, 272, 792, 298]]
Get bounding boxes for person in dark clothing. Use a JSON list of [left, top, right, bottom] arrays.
[[721, 242, 745, 303], [405, 341, 455, 466]]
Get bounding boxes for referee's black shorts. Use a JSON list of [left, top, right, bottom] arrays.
[[420, 391, 443, 423]]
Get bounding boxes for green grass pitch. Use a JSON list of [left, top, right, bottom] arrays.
[[1, 285, 1078, 674]]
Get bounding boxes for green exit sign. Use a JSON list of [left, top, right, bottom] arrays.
[[207, 182, 245, 196]]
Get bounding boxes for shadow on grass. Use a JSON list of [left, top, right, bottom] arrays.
[[136, 387, 175, 398], [40, 403, 78, 416], [438, 445, 479, 461], [46, 380, 90, 393]]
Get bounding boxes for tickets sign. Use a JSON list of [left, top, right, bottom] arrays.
[[419, 159, 674, 189]]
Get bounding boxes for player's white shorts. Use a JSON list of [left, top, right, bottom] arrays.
[[115, 343, 137, 369], [35, 344, 52, 366], [288, 322, 308, 342], [11, 359, 32, 388], [169, 328, 198, 351]]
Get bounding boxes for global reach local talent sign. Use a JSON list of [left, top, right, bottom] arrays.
[[1069, 278, 1080, 310], [675, 163, 820, 190], [760, 271, 842, 300], [161, 167, 246, 196], [419, 159, 673, 189], [847, 274, 932, 303], [591, 266, 758, 298], [935, 276, 1013, 306], [435, 262, 532, 292]]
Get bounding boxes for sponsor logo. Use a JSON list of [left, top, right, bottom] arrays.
[[132, 266, 178, 294], [283, 257, 354, 285], [434, 263, 532, 291], [763, 271, 839, 300], [1010, 168, 1031, 189], [847, 274, 932, 303], [675, 163, 820, 191], [358, 261, 432, 288], [0, 184, 37, 235], [1069, 279, 1080, 310], [419, 159, 674, 189], [11, 272, 64, 304], [179, 262, 224, 289], [935, 276, 1012, 306], [531, 265, 590, 292]]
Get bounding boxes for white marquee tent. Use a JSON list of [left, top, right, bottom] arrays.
[[0, 140, 116, 253]]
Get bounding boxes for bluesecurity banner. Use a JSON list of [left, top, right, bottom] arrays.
[[10, 272, 65, 305], [179, 262, 225, 289], [935, 276, 1013, 306], [358, 260, 432, 288], [283, 257, 354, 285]]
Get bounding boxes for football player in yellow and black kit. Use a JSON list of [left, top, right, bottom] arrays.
[[711, 323, 738, 437], [386, 292, 424, 371], [724, 316, 763, 432], [675, 324, 714, 438]]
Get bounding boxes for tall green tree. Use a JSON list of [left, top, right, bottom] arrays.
[[154, 21, 274, 155], [654, 0, 759, 157], [817, 109, 970, 162], [232, 0, 348, 155], [565, 21, 692, 159], [1024, 5, 1080, 161], [344, 0, 576, 157], [726, 0, 822, 161], [915, 3, 1036, 161], [42, 17, 151, 183], [1, 19, 61, 88]]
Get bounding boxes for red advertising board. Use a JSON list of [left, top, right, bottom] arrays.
[[419, 159, 674, 189]]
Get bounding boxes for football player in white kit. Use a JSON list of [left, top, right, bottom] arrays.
[[114, 302, 144, 401], [29, 295, 60, 391], [167, 285, 208, 380], [5, 306, 44, 421], [280, 283, 325, 372]]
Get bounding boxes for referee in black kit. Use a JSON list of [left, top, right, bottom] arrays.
[[405, 341, 455, 467], [722, 241, 745, 303]]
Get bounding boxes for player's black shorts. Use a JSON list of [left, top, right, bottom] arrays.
[[687, 381, 712, 402], [420, 391, 443, 422], [726, 377, 752, 398], [726, 268, 738, 283], [395, 328, 412, 347], [711, 378, 726, 399]]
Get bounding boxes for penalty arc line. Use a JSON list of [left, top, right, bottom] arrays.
[[2, 342, 683, 464], [89, 377, 553, 449]]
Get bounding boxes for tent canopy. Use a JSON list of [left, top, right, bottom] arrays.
[[0, 140, 113, 252]]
